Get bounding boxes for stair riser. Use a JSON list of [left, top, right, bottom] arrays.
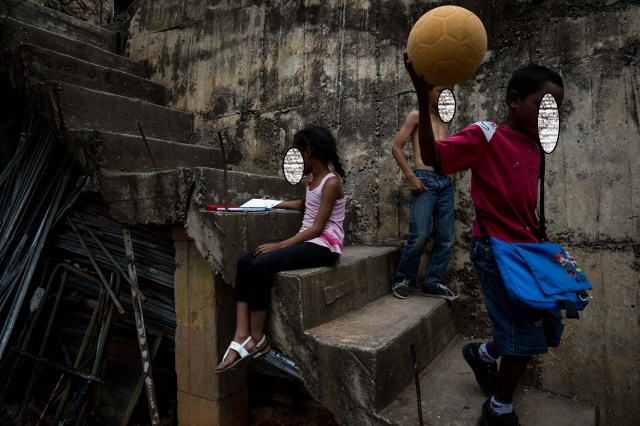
[[314, 302, 457, 413], [100, 170, 192, 224], [65, 130, 223, 172], [17, 45, 167, 105], [0, 0, 118, 52], [187, 210, 304, 284], [45, 82, 193, 143], [102, 168, 304, 225], [275, 251, 398, 330], [1, 18, 147, 77]]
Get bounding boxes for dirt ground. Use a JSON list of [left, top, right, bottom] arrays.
[[248, 369, 339, 426], [251, 404, 339, 426]]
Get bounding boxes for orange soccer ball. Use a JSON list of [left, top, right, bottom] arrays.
[[407, 5, 487, 87]]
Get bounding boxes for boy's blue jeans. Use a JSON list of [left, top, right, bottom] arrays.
[[395, 169, 454, 287]]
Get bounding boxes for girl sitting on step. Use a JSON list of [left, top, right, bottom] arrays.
[[215, 124, 347, 374]]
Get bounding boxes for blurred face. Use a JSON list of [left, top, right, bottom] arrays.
[[508, 81, 564, 140]]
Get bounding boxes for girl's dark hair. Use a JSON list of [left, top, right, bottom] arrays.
[[506, 64, 564, 100], [293, 125, 346, 181]]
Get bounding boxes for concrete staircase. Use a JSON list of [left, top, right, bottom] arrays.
[[266, 257, 599, 425], [0, 1, 599, 425], [0, 0, 301, 225]]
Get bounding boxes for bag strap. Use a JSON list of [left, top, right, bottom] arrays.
[[561, 300, 579, 319], [476, 207, 489, 238], [538, 143, 546, 241]]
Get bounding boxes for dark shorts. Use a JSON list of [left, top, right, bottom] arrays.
[[470, 237, 564, 356]]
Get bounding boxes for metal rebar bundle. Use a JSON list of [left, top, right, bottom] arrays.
[[0, 111, 88, 360]]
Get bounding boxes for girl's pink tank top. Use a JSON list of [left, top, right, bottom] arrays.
[[299, 173, 346, 255]]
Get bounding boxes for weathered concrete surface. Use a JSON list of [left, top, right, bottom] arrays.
[[190, 167, 305, 207], [516, 386, 598, 426], [379, 338, 598, 426], [306, 295, 456, 424], [0, 17, 147, 77], [125, 1, 640, 422], [34, 0, 113, 27], [275, 246, 398, 331], [379, 337, 486, 426], [101, 167, 303, 225], [539, 245, 639, 426], [35, 81, 193, 143], [264, 247, 458, 425], [185, 201, 355, 286], [0, 0, 117, 51], [11, 43, 167, 104], [99, 169, 197, 224], [64, 129, 224, 173], [185, 209, 303, 285]]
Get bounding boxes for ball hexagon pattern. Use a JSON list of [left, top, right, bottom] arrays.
[[407, 5, 487, 87]]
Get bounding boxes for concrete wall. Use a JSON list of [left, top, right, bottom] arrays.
[[124, 1, 640, 424], [33, 0, 114, 25]]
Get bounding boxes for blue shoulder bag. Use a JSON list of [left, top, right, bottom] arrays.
[[477, 141, 592, 319]]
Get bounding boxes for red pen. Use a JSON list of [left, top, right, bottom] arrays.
[[205, 204, 239, 211]]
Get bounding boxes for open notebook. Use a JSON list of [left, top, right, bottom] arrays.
[[205, 198, 284, 212]]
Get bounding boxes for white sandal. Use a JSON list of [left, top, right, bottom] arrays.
[[214, 336, 252, 374], [233, 335, 271, 369], [251, 335, 270, 358]]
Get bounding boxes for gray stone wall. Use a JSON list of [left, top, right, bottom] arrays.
[[124, 0, 639, 424], [34, 0, 114, 25]]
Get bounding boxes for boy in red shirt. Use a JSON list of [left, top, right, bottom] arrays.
[[404, 55, 565, 426]]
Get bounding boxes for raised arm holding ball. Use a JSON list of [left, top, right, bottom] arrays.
[[405, 48, 566, 426]]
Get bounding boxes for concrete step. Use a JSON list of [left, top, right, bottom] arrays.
[[11, 44, 167, 105], [265, 256, 458, 426], [186, 210, 306, 285], [274, 246, 399, 332], [36, 81, 193, 143], [515, 386, 598, 426], [0, 17, 147, 77], [0, 0, 118, 53], [378, 337, 598, 426], [378, 337, 487, 425], [100, 168, 303, 225], [304, 295, 456, 424], [64, 129, 223, 173], [185, 203, 357, 289]]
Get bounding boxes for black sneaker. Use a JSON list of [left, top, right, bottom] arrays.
[[481, 399, 520, 426], [462, 343, 497, 396], [421, 283, 459, 301], [392, 279, 412, 299]]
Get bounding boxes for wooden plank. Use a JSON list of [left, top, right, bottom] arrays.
[[123, 228, 160, 425], [120, 334, 164, 426], [176, 389, 248, 426], [188, 241, 211, 398], [173, 239, 190, 393], [187, 242, 201, 396], [173, 233, 248, 424], [176, 390, 217, 426], [203, 261, 217, 399]]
